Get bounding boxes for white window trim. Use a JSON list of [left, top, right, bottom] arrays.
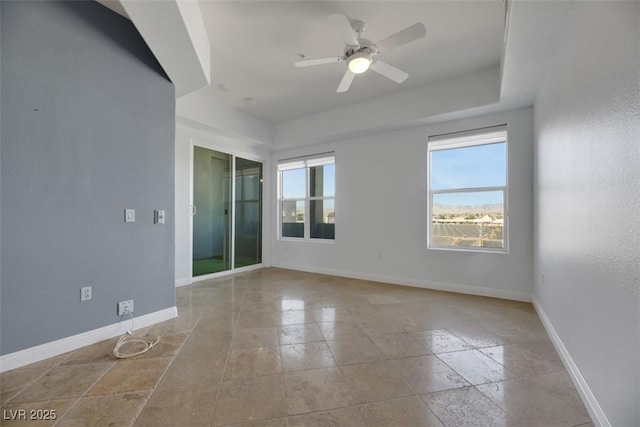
[[278, 153, 335, 241], [427, 126, 509, 253]]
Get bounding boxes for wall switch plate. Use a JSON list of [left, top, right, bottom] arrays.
[[118, 299, 134, 316], [124, 209, 135, 223], [154, 209, 165, 224], [80, 286, 92, 301]]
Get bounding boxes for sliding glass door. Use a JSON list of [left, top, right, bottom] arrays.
[[193, 147, 232, 276], [192, 146, 262, 277], [235, 158, 262, 268]]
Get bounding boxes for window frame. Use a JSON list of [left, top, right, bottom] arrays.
[[427, 126, 509, 253], [278, 153, 335, 241]]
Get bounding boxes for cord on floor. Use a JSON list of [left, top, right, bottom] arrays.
[[113, 312, 160, 359]]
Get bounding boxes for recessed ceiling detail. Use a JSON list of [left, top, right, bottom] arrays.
[[196, 1, 505, 123]]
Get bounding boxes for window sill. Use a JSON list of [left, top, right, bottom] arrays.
[[427, 246, 509, 254]]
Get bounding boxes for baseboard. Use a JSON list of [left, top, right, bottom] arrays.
[[175, 277, 192, 287], [532, 297, 609, 427], [271, 262, 532, 302], [0, 306, 178, 373]]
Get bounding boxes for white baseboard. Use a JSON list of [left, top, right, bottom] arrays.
[[532, 297, 609, 427], [271, 262, 532, 302], [0, 307, 178, 373], [175, 277, 192, 287]]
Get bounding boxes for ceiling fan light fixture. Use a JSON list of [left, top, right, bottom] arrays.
[[348, 52, 372, 74]]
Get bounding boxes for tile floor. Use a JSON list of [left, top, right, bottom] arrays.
[[0, 268, 594, 426]]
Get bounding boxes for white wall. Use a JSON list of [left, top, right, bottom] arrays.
[[533, 2, 639, 426], [271, 107, 534, 301], [175, 123, 271, 286]]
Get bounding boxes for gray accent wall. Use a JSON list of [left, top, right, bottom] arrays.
[[1, 1, 175, 355]]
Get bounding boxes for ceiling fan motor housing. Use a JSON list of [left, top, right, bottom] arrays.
[[344, 39, 377, 59]]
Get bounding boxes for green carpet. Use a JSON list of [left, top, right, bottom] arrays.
[[193, 256, 260, 276]]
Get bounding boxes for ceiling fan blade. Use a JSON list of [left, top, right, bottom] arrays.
[[375, 22, 426, 53], [370, 60, 409, 83], [295, 57, 343, 67], [328, 14, 359, 47], [336, 70, 355, 93]]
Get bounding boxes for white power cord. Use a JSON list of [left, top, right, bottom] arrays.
[[113, 312, 160, 359]]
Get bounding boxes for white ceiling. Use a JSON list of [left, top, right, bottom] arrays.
[[99, 0, 571, 146], [194, 1, 506, 123]]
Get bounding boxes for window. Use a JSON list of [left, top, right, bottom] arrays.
[[428, 126, 507, 252], [278, 153, 335, 240]]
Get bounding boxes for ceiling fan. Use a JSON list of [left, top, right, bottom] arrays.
[[295, 14, 426, 93]]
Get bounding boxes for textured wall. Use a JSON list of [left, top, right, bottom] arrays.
[[534, 2, 640, 425], [1, 1, 175, 354]]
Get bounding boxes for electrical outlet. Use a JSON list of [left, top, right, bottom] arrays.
[[118, 299, 134, 316], [124, 209, 135, 223], [80, 286, 92, 302]]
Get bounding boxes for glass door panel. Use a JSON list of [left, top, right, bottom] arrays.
[[193, 146, 231, 276], [234, 157, 263, 268]]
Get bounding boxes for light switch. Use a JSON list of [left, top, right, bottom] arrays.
[[154, 209, 165, 224], [125, 209, 135, 223]]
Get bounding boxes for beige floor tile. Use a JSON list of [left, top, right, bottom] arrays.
[[278, 324, 324, 345], [192, 316, 237, 336], [521, 371, 590, 417], [317, 321, 367, 341], [278, 299, 307, 311], [359, 396, 444, 427], [479, 344, 564, 377], [12, 353, 71, 370], [390, 355, 469, 394], [60, 338, 120, 365], [60, 391, 149, 426], [477, 378, 591, 426], [312, 307, 353, 323], [485, 322, 550, 344], [226, 417, 289, 426], [232, 327, 279, 350], [212, 375, 286, 426], [369, 332, 430, 359], [241, 300, 280, 312], [224, 347, 282, 380], [237, 310, 279, 329], [280, 342, 336, 372], [339, 361, 414, 403], [326, 337, 385, 365], [10, 362, 114, 403], [437, 350, 517, 385], [1, 268, 588, 427], [288, 407, 365, 427], [284, 367, 355, 415], [178, 331, 232, 358], [424, 387, 516, 427], [277, 309, 316, 326], [0, 366, 50, 404], [158, 355, 224, 388], [88, 358, 171, 396], [0, 398, 77, 427], [134, 332, 188, 360], [149, 314, 200, 335], [447, 326, 508, 348], [134, 384, 216, 426], [517, 339, 564, 365], [410, 329, 474, 354]]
